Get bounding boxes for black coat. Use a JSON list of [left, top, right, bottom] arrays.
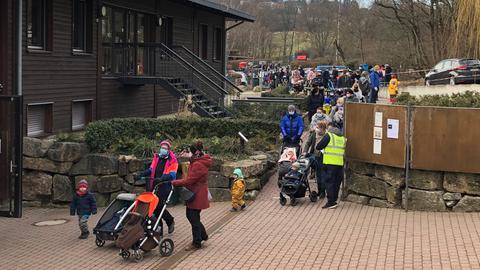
[[70, 192, 97, 216], [307, 94, 324, 112]]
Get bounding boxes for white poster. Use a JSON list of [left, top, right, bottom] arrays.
[[373, 139, 382, 155], [374, 112, 383, 127], [373, 127, 383, 139], [387, 119, 400, 139]]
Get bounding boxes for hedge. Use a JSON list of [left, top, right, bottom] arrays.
[[395, 91, 480, 108], [85, 117, 279, 153]]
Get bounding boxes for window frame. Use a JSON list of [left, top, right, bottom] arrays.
[[199, 24, 209, 60], [71, 99, 93, 131], [72, 0, 93, 53], [213, 27, 223, 61], [26, 103, 53, 137], [27, 0, 52, 51]]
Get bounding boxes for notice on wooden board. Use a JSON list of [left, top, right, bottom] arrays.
[[373, 127, 383, 139], [387, 119, 400, 139], [373, 139, 382, 155], [374, 112, 383, 127]]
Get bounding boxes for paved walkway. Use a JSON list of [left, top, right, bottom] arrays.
[[2, 176, 480, 269]]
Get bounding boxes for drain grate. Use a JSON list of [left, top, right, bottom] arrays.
[[33, 219, 68, 227]]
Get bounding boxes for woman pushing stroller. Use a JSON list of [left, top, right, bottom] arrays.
[[138, 140, 178, 236]]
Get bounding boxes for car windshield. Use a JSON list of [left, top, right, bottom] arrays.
[[460, 59, 480, 66]]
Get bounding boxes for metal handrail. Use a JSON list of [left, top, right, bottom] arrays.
[[173, 45, 244, 93]]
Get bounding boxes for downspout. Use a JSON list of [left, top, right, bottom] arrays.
[[15, 0, 23, 218]]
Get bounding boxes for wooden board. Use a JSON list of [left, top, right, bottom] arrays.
[[411, 106, 480, 173], [345, 103, 406, 168]]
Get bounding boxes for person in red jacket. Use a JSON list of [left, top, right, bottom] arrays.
[[172, 141, 212, 251]]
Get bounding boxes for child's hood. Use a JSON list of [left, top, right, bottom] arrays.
[[233, 168, 244, 179]]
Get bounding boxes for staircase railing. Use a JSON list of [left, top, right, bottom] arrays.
[[113, 42, 229, 112], [172, 45, 244, 95]]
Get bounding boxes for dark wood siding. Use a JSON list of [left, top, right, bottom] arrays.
[[22, 0, 98, 133], [0, 0, 14, 96]]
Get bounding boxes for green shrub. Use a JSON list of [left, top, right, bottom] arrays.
[[395, 91, 480, 108], [261, 85, 291, 97], [85, 117, 279, 154]]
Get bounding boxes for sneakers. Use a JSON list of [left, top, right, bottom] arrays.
[[78, 231, 89, 239], [168, 221, 175, 234], [184, 244, 202, 251], [241, 204, 247, 210], [322, 202, 338, 209]]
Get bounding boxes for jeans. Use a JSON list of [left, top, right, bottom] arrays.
[[154, 203, 174, 233], [186, 208, 208, 247], [369, 88, 378, 103], [323, 165, 344, 204], [307, 155, 325, 194], [78, 215, 90, 234]]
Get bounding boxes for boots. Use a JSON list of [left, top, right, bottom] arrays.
[[78, 231, 90, 239]]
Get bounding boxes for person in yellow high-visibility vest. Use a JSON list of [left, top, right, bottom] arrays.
[[316, 122, 346, 209]]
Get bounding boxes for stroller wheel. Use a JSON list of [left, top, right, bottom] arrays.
[[95, 237, 105, 247], [133, 250, 143, 262], [159, 238, 174, 257], [290, 197, 297, 206], [280, 194, 287, 206], [310, 191, 319, 202], [120, 250, 130, 260]]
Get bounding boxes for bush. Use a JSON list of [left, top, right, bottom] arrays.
[[85, 117, 279, 154], [395, 91, 480, 108], [261, 85, 291, 97]]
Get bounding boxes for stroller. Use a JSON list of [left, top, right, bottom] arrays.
[[279, 156, 318, 206], [93, 181, 175, 262], [277, 144, 301, 188]]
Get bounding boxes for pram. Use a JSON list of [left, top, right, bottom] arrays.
[[279, 156, 318, 206], [93, 181, 175, 262], [277, 144, 301, 188]]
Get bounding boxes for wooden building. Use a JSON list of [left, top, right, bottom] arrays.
[[0, 0, 254, 217]]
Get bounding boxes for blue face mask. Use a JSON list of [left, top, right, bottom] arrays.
[[159, 148, 169, 158]]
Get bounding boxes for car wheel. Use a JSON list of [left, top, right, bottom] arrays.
[[425, 79, 431, 86], [450, 77, 456, 86]]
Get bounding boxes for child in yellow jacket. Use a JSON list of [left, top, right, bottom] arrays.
[[230, 168, 246, 212], [388, 74, 399, 104]]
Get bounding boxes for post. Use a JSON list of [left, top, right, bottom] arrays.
[[404, 102, 412, 211], [341, 101, 348, 200], [14, 0, 23, 218]]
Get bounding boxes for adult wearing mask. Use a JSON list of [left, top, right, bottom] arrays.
[[345, 89, 359, 103], [316, 122, 346, 209], [307, 87, 324, 122], [172, 141, 211, 251], [304, 121, 328, 198], [280, 105, 304, 152], [359, 71, 371, 98], [352, 83, 365, 102], [369, 65, 381, 103], [139, 140, 178, 235]]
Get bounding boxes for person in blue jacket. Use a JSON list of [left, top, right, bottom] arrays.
[[369, 65, 381, 103], [280, 105, 304, 147], [70, 179, 97, 239]]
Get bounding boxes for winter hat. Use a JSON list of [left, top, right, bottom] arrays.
[[77, 179, 88, 189], [160, 140, 171, 150], [189, 141, 204, 154], [233, 168, 244, 179]]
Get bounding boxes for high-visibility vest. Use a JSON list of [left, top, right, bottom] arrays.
[[323, 132, 346, 166]]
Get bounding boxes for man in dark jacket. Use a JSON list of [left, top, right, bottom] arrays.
[[280, 105, 304, 148], [70, 180, 97, 239], [307, 87, 325, 122], [316, 123, 346, 209]]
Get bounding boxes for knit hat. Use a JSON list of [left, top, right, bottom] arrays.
[[189, 141, 204, 154], [77, 179, 88, 189], [160, 140, 171, 149], [233, 168, 244, 179]]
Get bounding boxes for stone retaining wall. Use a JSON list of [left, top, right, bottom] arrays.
[[346, 161, 480, 212], [22, 137, 276, 207]]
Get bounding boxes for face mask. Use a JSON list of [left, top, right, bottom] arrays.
[[289, 111, 295, 115], [159, 148, 169, 157], [347, 94, 352, 98]]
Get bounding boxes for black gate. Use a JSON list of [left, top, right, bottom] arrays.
[[0, 96, 22, 217]]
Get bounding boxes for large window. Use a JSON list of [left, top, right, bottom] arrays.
[[72, 0, 92, 52], [214, 28, 223, 61], [72, 100, 92, 131], [27, 0, 49, 50], [199, 24, 208, 60], [27, 104, 53, 137], [101, 7, 152, 76]]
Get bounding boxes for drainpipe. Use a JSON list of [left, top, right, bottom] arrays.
[[14, 0, 23, 218]]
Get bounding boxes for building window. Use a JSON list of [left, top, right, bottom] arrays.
[[101, 7, 152, 76], [72, 101, 92, 131], [27, 104, 53, 137], [199, 24, 208, 60], [27, 0, 49, 50], [72, 0, 92, 52], [214, 28, 223, 61], [161, 17, 173, 47]]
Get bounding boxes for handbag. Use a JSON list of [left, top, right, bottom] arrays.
[[179, 187, 196, 203]]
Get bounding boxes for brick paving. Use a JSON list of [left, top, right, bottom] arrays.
[[3, 177, 480, 270]]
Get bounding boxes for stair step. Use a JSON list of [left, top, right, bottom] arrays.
[[196, 100, 209, 104], [202, 105, 216, 110], [210, 111, 224, 116]]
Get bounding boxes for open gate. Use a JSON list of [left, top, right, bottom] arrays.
[[0, 96, 22, 217]]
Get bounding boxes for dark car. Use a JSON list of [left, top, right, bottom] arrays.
[[425, 59, 480, 86]]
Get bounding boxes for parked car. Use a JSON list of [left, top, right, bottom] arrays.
[[425, 58, 480, 86]]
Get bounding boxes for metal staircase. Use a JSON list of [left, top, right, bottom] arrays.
[[117, 43, 241, 118]]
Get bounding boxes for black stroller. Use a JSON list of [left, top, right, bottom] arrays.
[[277, 143, 301, 188], [279, 157, 318, 206]]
